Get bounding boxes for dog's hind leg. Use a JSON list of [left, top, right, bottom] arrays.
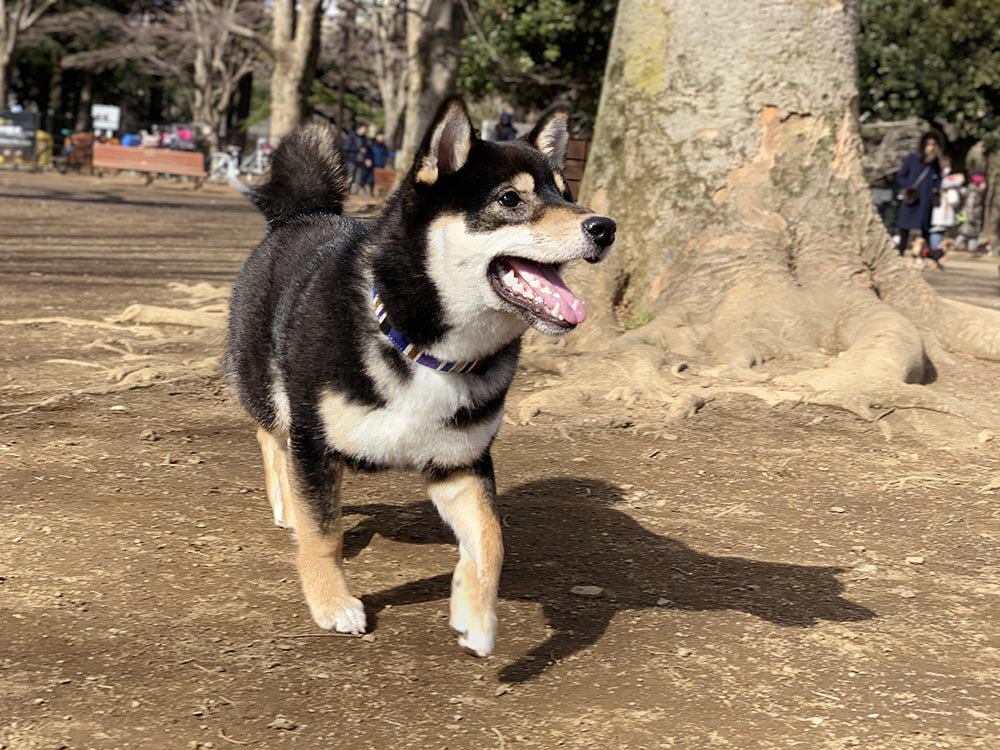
[[284, 429, 366, 634], [257, 427, 292, 529], [426, 453, 503, 658]]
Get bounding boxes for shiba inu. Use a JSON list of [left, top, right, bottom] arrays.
[[225, 98, 616, 657]]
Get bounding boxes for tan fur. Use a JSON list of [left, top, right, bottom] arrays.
[[257, 427, 291, 528], [426, 469, 503, 656], [531, 206, 593, 242], [553, 172, 567, 193], [416, 164, 439, 185], [511, 172, 535, 194], [284, 455, 366, 633]]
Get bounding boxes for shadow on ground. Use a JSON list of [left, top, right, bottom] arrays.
[[345, 477, 875, 683]]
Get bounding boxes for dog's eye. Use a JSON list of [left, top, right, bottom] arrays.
[[498, 190, 521, 208]]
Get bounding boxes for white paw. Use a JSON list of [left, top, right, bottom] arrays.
[[454, 608, 497, 658], [458, 626, 495, 658], [449, 603, 470, 637], [311, 596, 367, 635]]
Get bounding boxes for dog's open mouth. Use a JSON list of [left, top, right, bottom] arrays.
[[488, 257, 586, 330]]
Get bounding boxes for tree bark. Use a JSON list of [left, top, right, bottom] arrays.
[[526, 0, 1000, 425], [984, 152, 1000, 245], [0, 0, 58, 107], [269, 0, 324, 145], [371, 0, 407, 149], [73, 72, 92, 131], [395, 0, 464, 177], [45, 55, 61, 132]]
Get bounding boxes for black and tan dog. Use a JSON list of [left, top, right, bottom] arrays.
[[225, 98, 615, 657]]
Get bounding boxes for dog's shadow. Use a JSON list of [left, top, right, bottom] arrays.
[[345, 478, 875, 683]]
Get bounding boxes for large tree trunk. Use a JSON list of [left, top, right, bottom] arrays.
[[372, 0, 407, 150], [525, 0, 1000, 427], [73, 72, 92, 132], [394, 0, 464, 176], [269, 0, 324, 145], [1, 3, 14, 106], [45, 56, 61, 132], [984, 152, 1000, 245], [0, 0, 58, 108]]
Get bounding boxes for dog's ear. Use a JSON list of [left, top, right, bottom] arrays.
[[523, 104, 570, 166], [414, 98, 475, 185]]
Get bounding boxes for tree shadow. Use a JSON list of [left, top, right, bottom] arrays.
[[0, 190, 256, 214], [345, 477, 875, 683]]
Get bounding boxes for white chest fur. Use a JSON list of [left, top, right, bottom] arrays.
[[317, 366, 503, 469]]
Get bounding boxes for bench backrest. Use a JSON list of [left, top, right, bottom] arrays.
[[93, 143, 206, 178], [374, 167, 396, 189], [564, 139, 589, 199]]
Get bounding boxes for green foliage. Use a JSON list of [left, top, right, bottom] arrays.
[[306, 79, 379, 128], [859, 0, 1000, 150], [458, 0, 617, 130]]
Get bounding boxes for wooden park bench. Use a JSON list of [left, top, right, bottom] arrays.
[[564, 138, 589, 199], [374, 166, 396, 196], [92, 143, 207, 187]]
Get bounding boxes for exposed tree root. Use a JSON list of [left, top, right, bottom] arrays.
[[978, 475, 1000, 494], [522, 265, 979, 434], [108, 304, 227, 329], [0, 317, 160, 337], [0, 377, 175, 422], [44, 358, 111, 371], [0, 358, 219, 422], [166, 281, 231, 303], [880, 475, 954, 491], [873, 243, 1000, 361]]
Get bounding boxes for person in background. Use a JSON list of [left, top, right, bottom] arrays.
[[894, 131, 943, 254], [493, 112, 517, 142], [369, 132, 390, 169], [343, 123, 369, 194], [958, 173, 986, 253], [174, 125, 195, 151], [929, 158, 963, 250], [363, 132, 392, 195]]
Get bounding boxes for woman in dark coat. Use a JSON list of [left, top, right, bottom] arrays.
[[894, 131, 943, 254]]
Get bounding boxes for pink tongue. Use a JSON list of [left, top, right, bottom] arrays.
[[505, 258, 586, 324]]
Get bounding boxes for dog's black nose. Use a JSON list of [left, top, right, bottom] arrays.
[[583, 216, 616, 249]]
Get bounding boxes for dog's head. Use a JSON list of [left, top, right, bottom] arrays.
[[397, 98, 616, 338]]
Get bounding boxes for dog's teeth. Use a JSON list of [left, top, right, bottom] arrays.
[[526, 276, 540, 289], [550, 302, 561, 318], [554, 292, 561, 299], [502, 270, 516, 287], [540, 283, 552, 294]]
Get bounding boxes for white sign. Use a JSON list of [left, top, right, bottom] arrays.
[[91, 104, 121, 132]]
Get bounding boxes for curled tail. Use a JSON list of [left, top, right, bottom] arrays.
[[250, 124, 351, 229]]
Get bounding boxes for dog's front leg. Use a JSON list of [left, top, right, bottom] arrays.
[[426, 454, 502, 657], [285, 429, 366, 635]]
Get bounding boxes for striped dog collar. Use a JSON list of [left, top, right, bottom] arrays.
[[372, 286, 480, 374]]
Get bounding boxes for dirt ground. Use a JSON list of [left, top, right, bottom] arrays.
[[2, 171, 1000, 750]]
